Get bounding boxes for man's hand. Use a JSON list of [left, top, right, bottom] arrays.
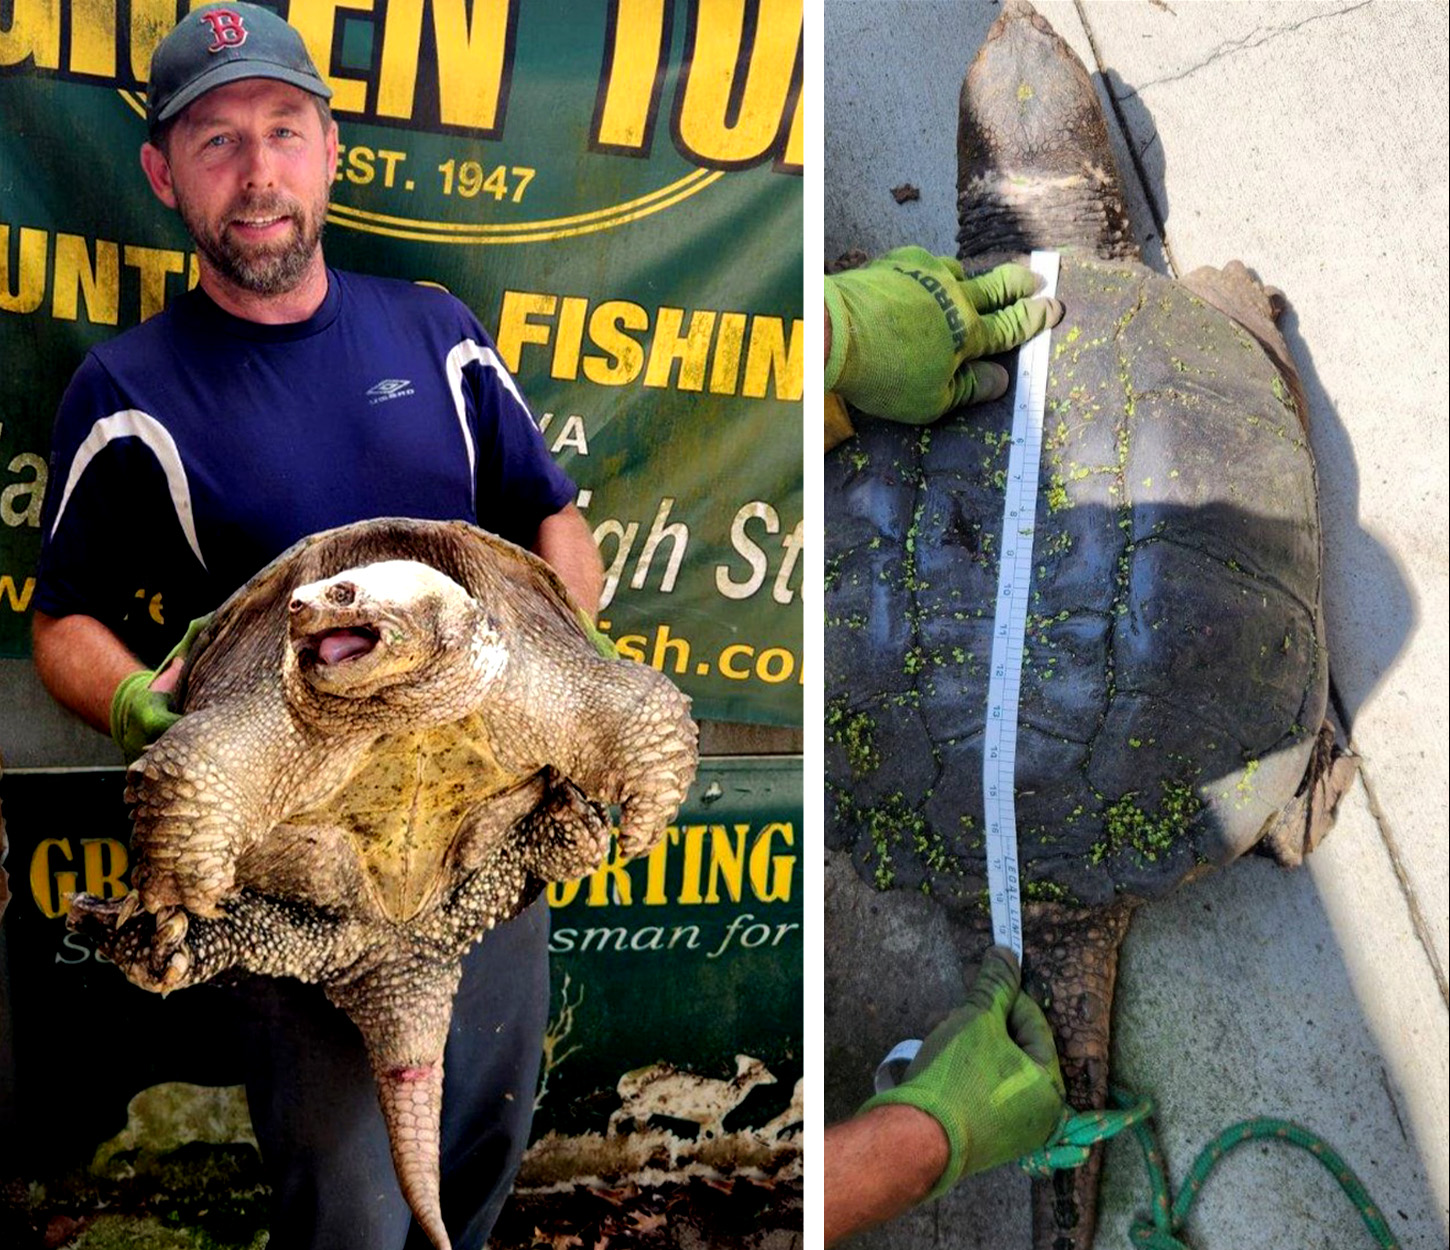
[[859, 946, 1066, 1196], [575, 606, 619, 660], [109, 615, 211, 763], [824, 246, 1063, 425]]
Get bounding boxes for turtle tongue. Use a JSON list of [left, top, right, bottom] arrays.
[[317, 628, 378, 665]]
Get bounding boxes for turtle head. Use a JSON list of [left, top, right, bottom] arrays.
[[956, 0, 1137, 261], [285, 560, 506, 707]]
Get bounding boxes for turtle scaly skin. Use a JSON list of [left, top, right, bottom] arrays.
[[70, 518, 698, 1250], [825, 5, 1352, 1248]]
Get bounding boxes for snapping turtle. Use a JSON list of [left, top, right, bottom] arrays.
[[69, 517, 698, 1250], [824, 3, 1354, 1246]]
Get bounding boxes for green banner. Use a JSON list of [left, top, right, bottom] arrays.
[[536, 756, 801, 1143], [0, 0, 803, 727], [0, 756, 802, 1172]]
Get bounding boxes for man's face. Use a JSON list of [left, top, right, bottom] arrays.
[[143, 79, 338, 296]]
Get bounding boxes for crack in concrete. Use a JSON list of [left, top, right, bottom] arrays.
[[1377, 1062, 1413, 1148], [1355, 760, 1450, 1007], [1130, 1, 1377, 93], [1074, 0, 1373, 274]]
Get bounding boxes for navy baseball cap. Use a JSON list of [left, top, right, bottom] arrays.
[[146, 2, 333, 131]]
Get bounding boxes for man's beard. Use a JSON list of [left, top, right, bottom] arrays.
[[179, 188, 328, 296]]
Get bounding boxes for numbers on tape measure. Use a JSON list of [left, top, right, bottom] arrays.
[[981, 249, 1059, 964]]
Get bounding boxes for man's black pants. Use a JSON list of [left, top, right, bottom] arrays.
[[234, 897, 550, 1250]]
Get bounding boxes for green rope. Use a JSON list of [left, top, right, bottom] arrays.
[[1017, 1085, 1400, 1249]]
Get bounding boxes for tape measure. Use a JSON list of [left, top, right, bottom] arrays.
[[873, 252, 1061, 1091], [983, 249, 1059, 964]]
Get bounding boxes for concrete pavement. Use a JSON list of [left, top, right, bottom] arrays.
[[823, 1, 1448, 1245]]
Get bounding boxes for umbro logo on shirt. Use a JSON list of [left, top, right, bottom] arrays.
[[367, 378, 415, 404]]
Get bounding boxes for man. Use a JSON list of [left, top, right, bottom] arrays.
[[31, 5, 602, 1246], [823, 948, 1065, 1243]]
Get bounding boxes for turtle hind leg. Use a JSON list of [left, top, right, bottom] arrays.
[[514, 767, 612, 881], [1022, 898, 1138, 1250], [424, 768, 611, 957], [68, 894, 204, 993], [67, 889, 361, 993], [1256, 720, 1359, 867]]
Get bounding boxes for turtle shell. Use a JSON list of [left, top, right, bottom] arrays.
[[824, 254, 1327, 910]]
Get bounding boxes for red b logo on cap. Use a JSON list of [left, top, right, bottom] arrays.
[[200, 9, 248, 53]]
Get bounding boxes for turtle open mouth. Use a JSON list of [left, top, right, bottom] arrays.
[[300, 626, 381, 666]]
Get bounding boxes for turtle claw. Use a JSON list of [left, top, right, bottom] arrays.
[[141, 906, 196, 985], [154, 905, 190, 949], [144, 932, 195, 991], [159, 949, 192, 991], [116, 890, 141, 928]]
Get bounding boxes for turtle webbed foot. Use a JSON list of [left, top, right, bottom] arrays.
[[516, 768, 612, 880], [68, 894, 198, 993]]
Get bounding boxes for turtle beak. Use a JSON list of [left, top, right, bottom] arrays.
[[287, 588, 388, 674], [288, 592, 367, 656]]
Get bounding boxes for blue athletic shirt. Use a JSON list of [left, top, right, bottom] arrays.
[[36, 268, 577, 667]]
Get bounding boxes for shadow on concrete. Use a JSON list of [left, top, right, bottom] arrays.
[[824, 840, 1444, 1249], [1091, 69, 1169, 275], [1100, 70, 1169, 262], [1270, 305, 1417, 731]]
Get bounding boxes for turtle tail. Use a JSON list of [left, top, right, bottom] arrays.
[[374, 1061, 450, 1250], [1022, 898, 1138, 1250], [328, 954, 463, 1250]]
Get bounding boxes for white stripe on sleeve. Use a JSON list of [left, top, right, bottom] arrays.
[[49, 409, 206, 569], [444, 338, 538, 511]]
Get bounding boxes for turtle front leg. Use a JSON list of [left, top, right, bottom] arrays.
[[126, 698, 368, 917], [1022, 899, 1138, 1250], [496, 659, 698, 860], [126, 716, 263, 918], [1180, 260, 1308, 431], [578, 672, 699, 858]]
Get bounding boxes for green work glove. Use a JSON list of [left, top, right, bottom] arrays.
[[860, 946, 1066, 1198], [824, 246, 1063, 423], [109, 614, 212, 763], [576, 607, 619, 660]]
